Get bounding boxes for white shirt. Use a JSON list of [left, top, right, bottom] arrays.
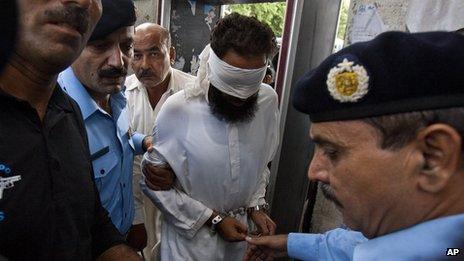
[[125, 68, 196, 136], [125, 68, 196, 224], [142, 84, 280, 260], [125, 69, 195, 260]]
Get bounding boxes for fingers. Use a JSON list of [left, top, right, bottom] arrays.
[[145, 178, 170, 191], [245, 236, 280, 261], [144, 165, 171, 180], [143, 136, 153, 152], [246, 236, 266, 246], [246, 235, 280, 249], [236, 220, 248, 234], [231, 222, 247, 241], [251, 211, 276, 236], [244, 241, 275, 261], [243, 244, 257, 261], [218, 217, 248, 242], [264, 253, 275, 261], [143, 164, 175, 190], [249, 234, 287, 251], [259, 222, 270, 236], [250, 247, 270, 261], [266, 219, 277, 236]]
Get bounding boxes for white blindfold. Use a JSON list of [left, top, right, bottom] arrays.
[[207, 48, 266, 99]]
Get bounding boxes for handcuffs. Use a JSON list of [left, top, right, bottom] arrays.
[[247, 203, 269, 214], [210, 213, 227, 232], [210, 203, 269, 232]]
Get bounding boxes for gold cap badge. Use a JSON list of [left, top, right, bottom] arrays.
[[326, 58, 369, 102]]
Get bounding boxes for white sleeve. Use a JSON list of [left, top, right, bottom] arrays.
[[248, 92, 280, 207], [248, 167, 270, 207], [139, 104, 213, 238], [141, 151, 213, 239], [140, 179, 213, 239]]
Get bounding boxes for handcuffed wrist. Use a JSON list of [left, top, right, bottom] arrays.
[[210, 213, 226, 232], [247, 203, 269, 215]]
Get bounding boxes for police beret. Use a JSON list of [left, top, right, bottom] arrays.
[[89, 0, 136, 42], [292, 31, 464, 122]]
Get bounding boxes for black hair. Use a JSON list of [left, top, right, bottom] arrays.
[[210, 13, 277, 59], [363, 107, 464, 154]]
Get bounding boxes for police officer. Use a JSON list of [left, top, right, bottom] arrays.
[[244, 31, 464, 261], [0, 0, 140, 260]]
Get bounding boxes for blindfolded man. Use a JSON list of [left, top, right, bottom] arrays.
[[141, 13, 280, 260]]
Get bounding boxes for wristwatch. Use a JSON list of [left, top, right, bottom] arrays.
[[210, 213, 226, 232]]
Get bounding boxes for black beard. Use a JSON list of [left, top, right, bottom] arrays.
[[320, 183, 343, 208], [208, 84, 258, 123]]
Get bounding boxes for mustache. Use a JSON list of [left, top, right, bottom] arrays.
[[43, 5, 90, 35], [99, 67, 128, 78], [138, 69, 155, 78], [320, 183, 343, 208]]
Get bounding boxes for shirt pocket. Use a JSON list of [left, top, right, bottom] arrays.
[[92, 149, 118, 179]]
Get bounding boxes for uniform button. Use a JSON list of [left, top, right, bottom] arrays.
[[122, 183, 126, 188], [100, 169, 105, 175]]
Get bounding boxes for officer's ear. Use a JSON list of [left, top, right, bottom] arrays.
[[415, 124, 462, 193], [169, 46, 176, 65]]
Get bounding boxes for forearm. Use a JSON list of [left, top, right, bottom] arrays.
[[141, 179, 213, 238], [97, 244, 141, 261], [287, 229, 367, 261]]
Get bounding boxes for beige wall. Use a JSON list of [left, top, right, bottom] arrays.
[[134, 0, 159, 26], [345, 0, 410, 45], [309, 0, 410, 234]]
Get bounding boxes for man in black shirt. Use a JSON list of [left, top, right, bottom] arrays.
[[0, 0, 140, 260]]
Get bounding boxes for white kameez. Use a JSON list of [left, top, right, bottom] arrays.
[[125, 68, 195, 259], [141, 83, 279, 261]]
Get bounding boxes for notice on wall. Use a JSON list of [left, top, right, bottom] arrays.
[[350, 4, 387, 43], [406, 0, 464, 32]]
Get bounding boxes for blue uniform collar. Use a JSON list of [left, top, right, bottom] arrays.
[[58, 67, 127, 120]]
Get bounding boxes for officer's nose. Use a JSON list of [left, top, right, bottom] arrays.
[[107, 46, 124, 69], [307, 153, 330, 184]]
